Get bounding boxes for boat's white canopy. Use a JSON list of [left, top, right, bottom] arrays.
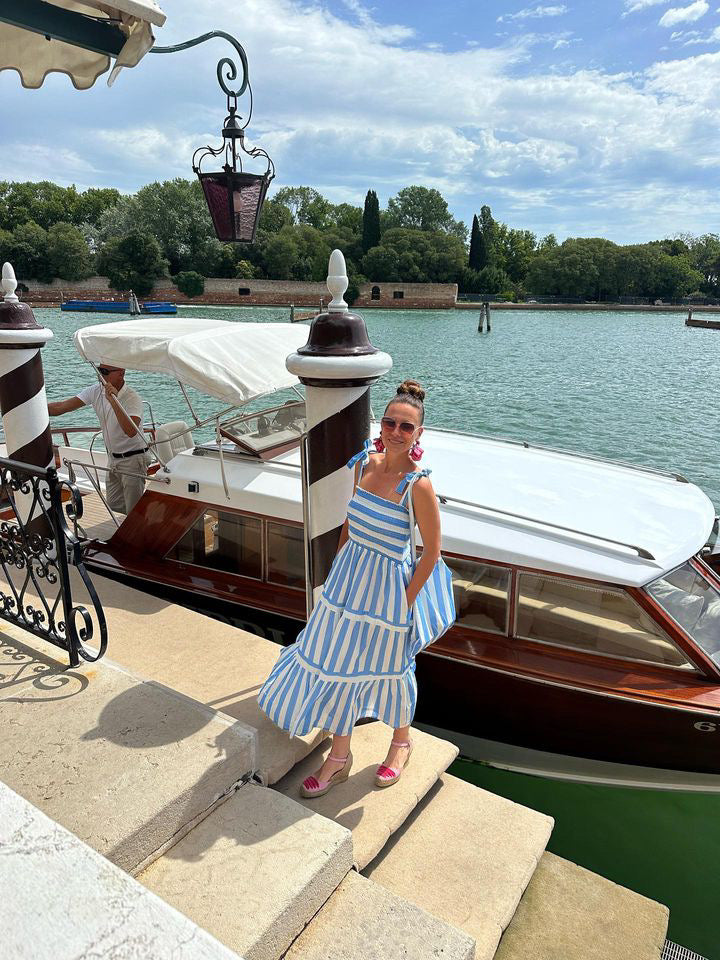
[[74, 318, 310, 407]]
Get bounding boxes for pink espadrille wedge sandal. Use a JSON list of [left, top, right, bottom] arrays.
[[375, 739, 414, 788], [300, 751, 353, 798]]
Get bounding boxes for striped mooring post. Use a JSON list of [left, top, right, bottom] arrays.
[[0, 263, 54, 523], [287, 250, 392, 612]]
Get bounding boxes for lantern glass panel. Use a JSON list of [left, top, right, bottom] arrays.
[[199, 171, 270, 243]]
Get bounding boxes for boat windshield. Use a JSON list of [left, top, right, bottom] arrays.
[[646, 562, 720, 664], [215, 400, 306, 456]]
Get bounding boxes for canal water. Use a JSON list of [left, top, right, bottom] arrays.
[[39, 304, 720, 957]]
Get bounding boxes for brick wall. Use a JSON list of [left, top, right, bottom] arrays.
[[22, 276, 458, 309]]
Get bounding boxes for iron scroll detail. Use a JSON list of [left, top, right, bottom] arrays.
[[0, 457, 107, 667], [151, 30, 249, 99]]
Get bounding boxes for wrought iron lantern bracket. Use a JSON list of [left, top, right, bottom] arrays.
[[152, 31, 275, 243]]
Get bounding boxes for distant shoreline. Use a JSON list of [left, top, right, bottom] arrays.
[[454, 301, 720, 313], [29, 298, 719, 314]]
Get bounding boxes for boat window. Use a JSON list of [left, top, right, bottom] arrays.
[[446, 558, 510, 634], [516, 574, 692, 669], [168, 509, 262, 579], [646, 563, 720, 665], [266, 521, 305, 589]]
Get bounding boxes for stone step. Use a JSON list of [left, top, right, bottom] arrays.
[[139, 782, 353, 960], [1, 781, 241, 960], [273, 723, 458, 870], [0, 625, 254, 873], [363, 772, 554, 960], [285, 869, 476, 960], [68, 568, 325, 784], [494, 852, 669, 960]]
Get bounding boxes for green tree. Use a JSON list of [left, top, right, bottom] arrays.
[[0, 181, 78, 231], [258, 198, 294, 234], [97, 230, 167, 297], [8, 221, 52, 282], [686, 234, 720, 293], [361, 245, 402, 282], [328, 203, 363, 234], [475, 205, 497, 271], [75, 187, 121, 226], [273, 186, 331, 229], [385, 186, 467, 242], [236, 259, 255, 279], [362, 190, 381, 253], [468, 214, 482, 271], [47, 222, 93, 280], [174, 271, 205, 297], [497, 227, 536, 284], [132, 179, 214, 274], [264, 232, 299, 279]]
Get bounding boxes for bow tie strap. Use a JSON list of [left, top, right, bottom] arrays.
[[395, 467, 432, 495], [346, 438, 372, 470]]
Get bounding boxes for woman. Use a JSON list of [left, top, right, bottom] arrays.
[[258, 379, 455, 797]]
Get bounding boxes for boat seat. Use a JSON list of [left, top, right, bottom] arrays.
[[154, 421, 193, 464]]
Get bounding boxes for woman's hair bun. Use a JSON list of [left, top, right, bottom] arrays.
[[397, 379, 426, 402]]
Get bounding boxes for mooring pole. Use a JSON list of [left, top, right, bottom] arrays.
[[486, 301, 492, 332], [287, 250, 392, 613], [0, 263, 54, 523]]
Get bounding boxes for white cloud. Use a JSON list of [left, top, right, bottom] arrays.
[[339, 0, 414, 43], [2, 0, 720, 242], [497, 5, 567, 24], [623, 0, 670, 14], [674, 23, 720, 41], [659, 1, 709, 27]]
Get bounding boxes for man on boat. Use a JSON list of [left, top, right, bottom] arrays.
[[48, 367, 149, 513]]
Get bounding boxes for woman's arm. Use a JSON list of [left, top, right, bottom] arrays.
[[406, 476, 442, 607]]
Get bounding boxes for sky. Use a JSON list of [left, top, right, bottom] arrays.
[[1, 0, 720, 243]]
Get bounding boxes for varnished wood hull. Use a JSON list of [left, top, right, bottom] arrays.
[[85, 554, 720, 780]]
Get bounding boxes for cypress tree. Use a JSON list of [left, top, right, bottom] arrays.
[[468, 213, 481, 270], [477, 204, 496, 270], [362, 189, 381, 253]]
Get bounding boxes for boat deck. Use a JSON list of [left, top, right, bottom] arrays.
[[77, 490, 119, 542]]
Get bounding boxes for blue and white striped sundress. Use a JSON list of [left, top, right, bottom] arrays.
[[257, 442, 456, 737]]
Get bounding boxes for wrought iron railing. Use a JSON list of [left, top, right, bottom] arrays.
[[0, 456, 107, 667]]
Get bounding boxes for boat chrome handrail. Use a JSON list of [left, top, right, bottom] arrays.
[[436, 492, 656, 561], [62, 458, 171, 485], [425, 424, 689, 484]]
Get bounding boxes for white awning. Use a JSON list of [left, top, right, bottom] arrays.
[[0, 1, 166, 90], [73, 318, 311, 407]]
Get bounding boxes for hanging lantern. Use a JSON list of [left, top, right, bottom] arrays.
[[191, 39, 275, 243]]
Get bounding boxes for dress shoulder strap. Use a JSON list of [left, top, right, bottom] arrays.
[[399, 468, 432, 563], [346, 438, 373, 482], [396, 467, 432, 502]]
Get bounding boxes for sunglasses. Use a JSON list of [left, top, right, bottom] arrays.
[[98, 367, 117, 376], [381, 416, 418, 436]]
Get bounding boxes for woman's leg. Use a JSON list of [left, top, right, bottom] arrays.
[[312, 733, 352, 783], [381, 724, 412, 771]]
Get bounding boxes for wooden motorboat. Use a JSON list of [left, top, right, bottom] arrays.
[[56, 318, 720, 789]]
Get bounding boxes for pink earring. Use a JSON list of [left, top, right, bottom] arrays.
[[373, 436, 385, 452], [410, 440, 424, 462]]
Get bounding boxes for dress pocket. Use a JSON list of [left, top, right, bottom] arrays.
[[399, 583, 413, 626]]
